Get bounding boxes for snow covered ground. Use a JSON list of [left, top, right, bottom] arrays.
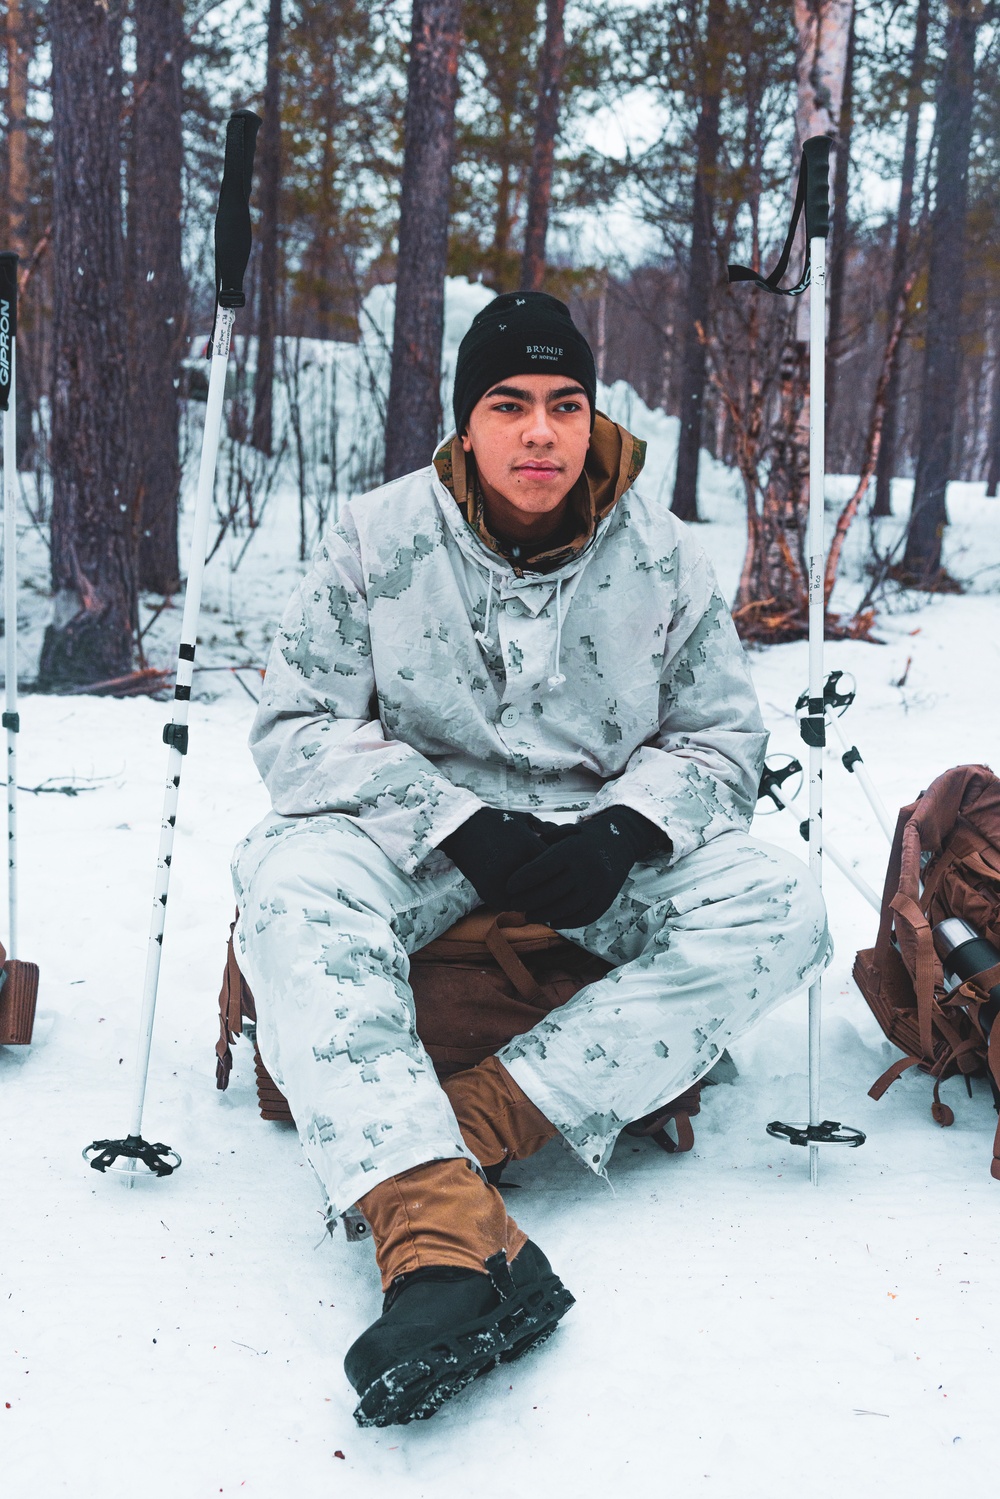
[[3, 295, 999, 1495]]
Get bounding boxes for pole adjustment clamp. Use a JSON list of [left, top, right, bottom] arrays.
[[163, 723, 189, 755], [799, 714, 826, 748]]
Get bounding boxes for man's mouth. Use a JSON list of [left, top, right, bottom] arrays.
[[516, 462, 561, 477]]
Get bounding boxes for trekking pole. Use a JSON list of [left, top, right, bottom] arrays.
[[729, 138, 865, 1179], [795, 672, 895, 844], [84, 109, 261, 1181], [803, 144, 830, 1185], [0, 251, 39, 1048], [758, 759, 881, 912]]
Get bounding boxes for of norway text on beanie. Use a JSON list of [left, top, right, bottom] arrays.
[[452, 291, 597, 436]]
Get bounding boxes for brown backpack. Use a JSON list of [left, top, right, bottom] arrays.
[[216, 907, 711, 1155], [0, 939, 39, 1046], [853, 763, 1000, 1180]]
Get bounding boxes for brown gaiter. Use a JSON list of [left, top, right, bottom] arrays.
[[358, 1157, 528, 1291]]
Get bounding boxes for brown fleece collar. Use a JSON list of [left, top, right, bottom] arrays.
[[432, 413, 646, 574]]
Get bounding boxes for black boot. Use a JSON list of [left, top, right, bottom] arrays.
[[345, 1240, 574, 1427]]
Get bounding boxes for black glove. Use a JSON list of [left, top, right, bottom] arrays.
[[440, 808, 559, 909], [505, 807, 668, 929]]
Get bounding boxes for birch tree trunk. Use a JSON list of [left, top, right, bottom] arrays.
[[38, 0, 134, 690], [671, 0, 726, 524], [902, 0, 982, 582], [732, 0, 853, 638], [129, 0, 185, 595], [520, 0, 566, 293], [794, 0, 853, 148], [872, 0, 930, 517], [251, 0, 283, 457], [383, 0, 463, 480]]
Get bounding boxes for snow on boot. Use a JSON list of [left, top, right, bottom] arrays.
[[345, 1240, 575, 1427]]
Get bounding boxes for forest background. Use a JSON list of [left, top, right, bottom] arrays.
[[2, 0, 999, 692]]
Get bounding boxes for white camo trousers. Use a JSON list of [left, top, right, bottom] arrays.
[[231, 813, 833, 1216]]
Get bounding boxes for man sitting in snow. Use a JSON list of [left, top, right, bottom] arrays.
[[232, 292, 832, 1426]]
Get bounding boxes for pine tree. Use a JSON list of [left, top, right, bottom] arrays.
[[251, 0, 283, 455], [902, 0, 982, 582], [129, 0, 185, 596], [383, 0, 463, 479], [520, 0, 567, 292], [38, 0, 134, 690], [671, 0, 727, 524]]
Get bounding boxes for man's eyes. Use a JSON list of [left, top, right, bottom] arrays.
[[489, 399, 583, 413]]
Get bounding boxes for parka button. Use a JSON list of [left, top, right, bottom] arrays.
[[505, 598, 525, 616], [499, 705, 520, 728]]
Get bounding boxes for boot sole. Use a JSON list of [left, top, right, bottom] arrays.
[[352, 1274, 575, 1428]]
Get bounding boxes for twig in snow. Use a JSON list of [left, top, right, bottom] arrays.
[[18, 773, 117, 796]]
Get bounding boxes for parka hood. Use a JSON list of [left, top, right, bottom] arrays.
[[433, 412, 647, 574]]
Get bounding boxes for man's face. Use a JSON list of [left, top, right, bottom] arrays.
[[461, 374, 591, 515]]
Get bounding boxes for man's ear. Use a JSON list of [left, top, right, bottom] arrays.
[[460, 428, 473, 453]]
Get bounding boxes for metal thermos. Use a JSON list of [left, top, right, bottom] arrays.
[[932, 918, 1000, 1040]]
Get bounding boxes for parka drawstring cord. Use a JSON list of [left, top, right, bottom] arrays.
[[475, 565, 566, 691], [474, 568, 497, 649], [547, 578, 567, 691]]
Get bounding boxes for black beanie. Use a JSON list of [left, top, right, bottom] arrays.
[[452, 291, 597, 435]]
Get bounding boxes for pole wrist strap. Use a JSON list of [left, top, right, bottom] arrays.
[[727, 136, 832, 297]]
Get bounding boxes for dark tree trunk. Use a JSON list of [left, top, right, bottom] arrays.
[[824, 6, 855, 442], [671, 0, 726, 524], [986, 333, 1000, 498], [520, 0, 566, 293], [5, 0, 34, 468], [38, 0, 134, 690], [251, 0, 283, 457], [129, 0, 185, 595], [383, 0, 463, 479], [903, 0, 980, 581], [872, 0, 929, 517]]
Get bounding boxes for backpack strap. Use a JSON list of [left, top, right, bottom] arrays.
[[874, 801, 918, 974], [933, 1005, 985, 1075], [990, 1022, 1000, 1182], [484, 914, 549, 1006], [868, 1053, 921, 1100], [624, 1083, 703, 1154], [889, 885, 938, 1061], [949, 962, 1000, 1180], [216, 911, 247, 1091], [919, 842, 962, 913], [931, 1077, 954, 1127]]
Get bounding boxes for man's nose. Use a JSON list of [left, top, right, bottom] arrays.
[[522, 403, 556, 444]]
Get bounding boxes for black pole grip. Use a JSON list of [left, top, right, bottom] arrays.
[[802, 135, 832, 241], [0, 252, 18, 413], [727, 134, 833, 294], [214, 109, 262, 310]]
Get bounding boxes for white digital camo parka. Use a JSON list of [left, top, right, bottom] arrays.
[[249, 414, 770, 872]]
